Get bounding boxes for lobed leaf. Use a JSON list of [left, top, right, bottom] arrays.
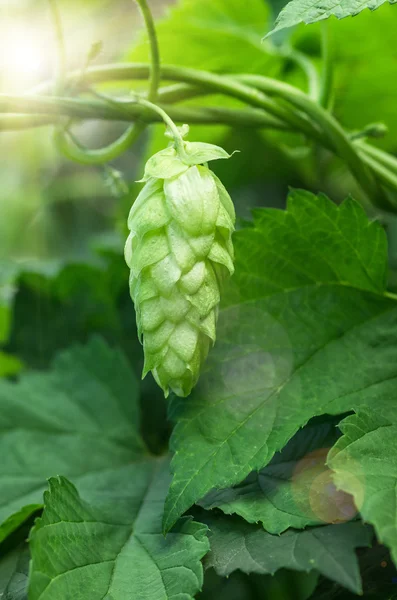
[[163, 190, 396, 532], [0, 337, 143, 543], [29, 459, 209, 600]]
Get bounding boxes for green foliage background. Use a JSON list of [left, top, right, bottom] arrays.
[[1, 0, 397, 598]]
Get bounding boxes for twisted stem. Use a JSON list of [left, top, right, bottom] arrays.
[[49, 0, 161, 165], [1, 61, 397, 211]]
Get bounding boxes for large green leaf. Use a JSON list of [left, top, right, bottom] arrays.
[[202, 512, 372, 594], [163, 189, 397, 532], [267, 0, 396, 36], [29, 464, 209, 600], [328, 410, 397, 566], [0, 337, 143, 542], [199, 416, 355, 533]]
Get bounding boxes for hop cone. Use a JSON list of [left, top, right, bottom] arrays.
[[125, 138, 235, 397]]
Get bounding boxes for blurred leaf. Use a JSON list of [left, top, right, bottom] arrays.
[[127, 0, 281, 75], [0, 263, 18, 343], [29, 463, 209, 600], [292, 4, 397, 152], [0, 263, 23, 378], [127, 0, 289, 179], [202, 512, 372, 594], [199, 416, 352, 533], [6, 258, 124, 369], [0, 352, 23, 378], [0, 338, 144, 543]]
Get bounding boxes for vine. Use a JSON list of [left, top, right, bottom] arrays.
[[0, 1, 395, 211], [49, 0, 161, 165]]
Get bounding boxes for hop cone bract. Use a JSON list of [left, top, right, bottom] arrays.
[[125, 139, 235, 397]]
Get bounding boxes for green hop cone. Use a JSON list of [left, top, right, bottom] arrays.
[[125, 135, 236, 397]]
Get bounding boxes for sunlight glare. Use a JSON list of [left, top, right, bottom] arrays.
[[1, 26, 45, 79]]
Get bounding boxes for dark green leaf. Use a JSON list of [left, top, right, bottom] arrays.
[[199, 416, 354, 532], [202, 512, 372, 594], [198, 569, 319, 600], [314, 542, 397, 600], [29, 461, 209, 600], [6, 260, 123, 370], [0, 544, 29, 600]]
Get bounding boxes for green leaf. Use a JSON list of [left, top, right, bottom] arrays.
[[0, 264, 16, 343], [0, 337, 143, 543], [228, 189, 387, 300], [6, 260, 124, 370], [0, 507, 42, 546], [163, 189, 397, 532], [0, 544, 29, 600], [267, 0, 397, 37], [4, 248, 170, 456], [29, 461, 209, 600], [199, 569, 319, 600], [199, 416, 356, 533], [332, 4, 397, 154], [202, 512, 372, 594], [328, 410, 397, 566]]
